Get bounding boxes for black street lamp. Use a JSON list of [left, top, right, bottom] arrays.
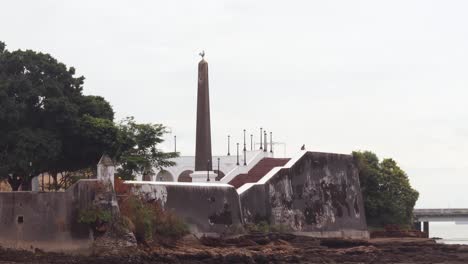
[[227, 135, 231, 156], [236, 143, 240, 165], [174, 135, 177, 153], [260, 127, 263, 150], [206, 160, 210, 182], [264, 131, 267, 152], [243, 129, 246, 151], [217, 157, 220, 180], [270, 132, 273, 153], [250, 134, 253, 151]]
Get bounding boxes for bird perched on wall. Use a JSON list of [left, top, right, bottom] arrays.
[[199, 50, 205, 59], [301, 144, 306, 150]]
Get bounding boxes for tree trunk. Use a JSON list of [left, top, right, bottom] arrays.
[[51, 172, 59, 191], [8, 174, 22, 191], [21, 176, 32, 191]]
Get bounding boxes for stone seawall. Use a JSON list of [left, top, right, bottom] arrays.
[[239, 151, 369, 239], [0, 180, 114, 253], [0, 151, 369, 254], [124, 182, 244, 235]]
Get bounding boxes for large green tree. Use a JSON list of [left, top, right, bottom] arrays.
[[0, 41, 178, 189], [353, 151, 419, 227], [0, 42, 117, 190]]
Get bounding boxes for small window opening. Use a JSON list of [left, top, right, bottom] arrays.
[[17, 216, 24, 224]]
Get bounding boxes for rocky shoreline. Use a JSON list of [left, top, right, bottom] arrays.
[[1, 234, 468, 263]]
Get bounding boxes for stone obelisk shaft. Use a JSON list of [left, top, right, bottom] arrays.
[[195, 59, 213, 171]]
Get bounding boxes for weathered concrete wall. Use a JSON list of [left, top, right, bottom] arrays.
[[240, 151, 368, 239], [125, 182, 244, 235], [0, 151, 368, 254], [0, 180, 113, 253]]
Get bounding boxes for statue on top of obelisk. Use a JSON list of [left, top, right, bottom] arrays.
[[191, 51, 217, 182]]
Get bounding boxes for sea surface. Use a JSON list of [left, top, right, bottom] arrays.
[[430, 222, 468, 245]]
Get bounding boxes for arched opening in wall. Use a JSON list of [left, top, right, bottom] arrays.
[[142, 174, 152, 181], [156, 170, 174, 182], [178, 170, 193, 182], [215, 170, 225, 181]]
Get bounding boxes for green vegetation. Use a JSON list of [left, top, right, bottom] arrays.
[[353, 151, 419, 228], [0, 41, 178, 190], [115, 117, 178, 181], [119, 195, 188, 244], [78, 206, 112, 234]]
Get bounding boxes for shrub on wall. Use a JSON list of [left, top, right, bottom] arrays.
[[78, 205, 112, 234], [119, 195, 188, 245]]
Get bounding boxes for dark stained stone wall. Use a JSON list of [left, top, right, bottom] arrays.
[[240, 151, 368, 238], [126, 182, 244, 235], [0, 180, 113, 253]]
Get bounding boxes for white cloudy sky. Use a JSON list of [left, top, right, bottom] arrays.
[[2, 0, 467, 208]]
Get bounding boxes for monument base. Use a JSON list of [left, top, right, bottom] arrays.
[[190, 171, 218, 182]]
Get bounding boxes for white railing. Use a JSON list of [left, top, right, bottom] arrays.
[[219, 150, 273, 183], [237, 150, 307, 195]]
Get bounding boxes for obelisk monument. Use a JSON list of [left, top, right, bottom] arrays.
[[191, 51, 217, 182]]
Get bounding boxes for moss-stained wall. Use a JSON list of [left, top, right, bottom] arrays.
[[125, 182, 244, 235], [0, 180, 111, 253], [0, 151, 369, 254], [240, 151, 368, 238]]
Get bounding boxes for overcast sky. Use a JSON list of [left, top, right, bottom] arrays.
[[2, 0, 467, 208]]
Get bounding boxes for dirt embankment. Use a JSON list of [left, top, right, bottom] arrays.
[[1, 234, 468, 263]]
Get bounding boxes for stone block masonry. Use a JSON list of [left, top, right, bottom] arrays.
[[239, 151, 369, 239], [125, 181, 244, 235], [0, 151, 369, 254], [0, 180, 117, 253]]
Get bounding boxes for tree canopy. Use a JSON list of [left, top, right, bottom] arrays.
[[353, 151, 419, 227], [115, 117, 178, 181], [0, 41, 177, 189]]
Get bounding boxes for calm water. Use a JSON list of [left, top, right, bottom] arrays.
[[430, 222, 468, 245]]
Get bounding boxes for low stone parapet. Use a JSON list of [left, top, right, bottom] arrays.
[[124, 181, 244, 236]]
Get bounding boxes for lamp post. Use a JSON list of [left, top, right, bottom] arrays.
[[206, 160, 210, 182], [260, 127, 263, 150], [270, 132, 273, 153], [227, 135, 231, 156], [236, 143, 240, 165], [264, 131, 267, 152], [250, 134, 253, 151], [174, 135, 177, 153], [243, 129, 246, 151], [217, 157, 220, 180]]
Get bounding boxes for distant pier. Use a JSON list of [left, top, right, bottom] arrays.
[[413, 208, 468, 236]]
